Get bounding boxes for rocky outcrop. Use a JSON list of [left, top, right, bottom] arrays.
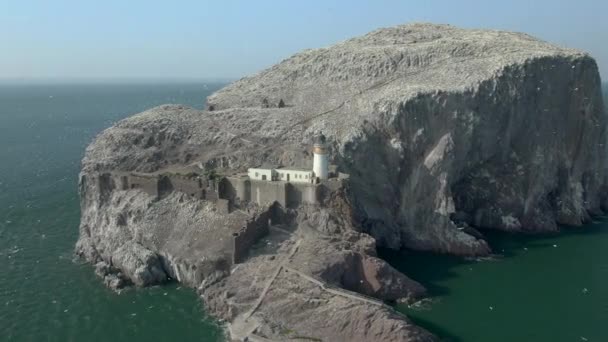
[[76, 23, 607, 341], [111, 241, 167, 287], [209, 24, 606, 252]]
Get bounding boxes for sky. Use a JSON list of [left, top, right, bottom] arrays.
[[0, 0, 606, 81]]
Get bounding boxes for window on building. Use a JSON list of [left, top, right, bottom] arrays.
[[255, 172, 259, 177]]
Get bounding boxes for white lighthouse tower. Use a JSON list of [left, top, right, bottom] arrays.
[[312, 133, 329, 180]]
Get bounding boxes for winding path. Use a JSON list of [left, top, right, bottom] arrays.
[[245, 239, 301, 319], [232, 237, 392, 341], [283, 266, 387, 308], [230, 239, 302, 341]]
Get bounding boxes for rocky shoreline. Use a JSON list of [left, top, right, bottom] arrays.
[[76, 23, 607, 341]]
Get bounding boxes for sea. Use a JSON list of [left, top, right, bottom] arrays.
[[0, 82, 607, 342]]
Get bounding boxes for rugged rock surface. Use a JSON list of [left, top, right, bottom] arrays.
[[206, 23, 607, 253], [76, 23, 607, 341], [111, 241, 167, 287]]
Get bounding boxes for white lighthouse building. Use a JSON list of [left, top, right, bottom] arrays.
[[247, 132, 329, 183], [312, 133, 329, 180]]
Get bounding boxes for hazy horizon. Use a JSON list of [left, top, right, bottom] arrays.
[[0, 77, 235, 85], [1, 1, 607, 81]]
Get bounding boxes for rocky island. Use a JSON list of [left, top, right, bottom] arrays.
[[75, 23, 607, 341]]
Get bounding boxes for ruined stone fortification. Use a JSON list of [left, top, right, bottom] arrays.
[[76, 23, 607, 341], [89, 170, 306, 268]]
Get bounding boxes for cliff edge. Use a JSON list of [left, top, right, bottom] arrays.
[[76, 23, 607, 341]]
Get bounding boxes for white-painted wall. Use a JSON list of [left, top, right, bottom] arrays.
[[248, 168, 274, 181], [276, 169, 314, 184], [313, 153, 328, 179], [247, 168, 313, 183]]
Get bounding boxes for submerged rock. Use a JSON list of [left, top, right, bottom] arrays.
[[76, 23, 607, 341]]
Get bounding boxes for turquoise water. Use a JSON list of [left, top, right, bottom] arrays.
[[383, 225, 608, 342], [0, 83, 225, 341], [1, 82, 607, 341]]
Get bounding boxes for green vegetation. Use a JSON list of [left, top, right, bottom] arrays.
[[185, 171, 200, 179], [280, 328, 295, 336], [204, 169, 219, 180]]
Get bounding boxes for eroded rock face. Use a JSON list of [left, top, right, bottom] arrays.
[[205, 23, 607, 252], [111, 241, 167, 287], [76, 23, 607, 341]]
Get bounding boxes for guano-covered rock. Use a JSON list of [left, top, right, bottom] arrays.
[[76, 23, 607, 341]]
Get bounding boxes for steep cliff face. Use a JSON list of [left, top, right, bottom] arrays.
[[77, 23, 607, 341], [206, 23, 607, 253], [602, 83, 608, 108]]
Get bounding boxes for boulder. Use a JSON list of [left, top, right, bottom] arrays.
[[111, 242, 167, 287]]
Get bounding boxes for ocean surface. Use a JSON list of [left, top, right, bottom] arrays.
[[0, 83, 226, 341], [384, 226, 608, 342], [0, 82, 607, 342]]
